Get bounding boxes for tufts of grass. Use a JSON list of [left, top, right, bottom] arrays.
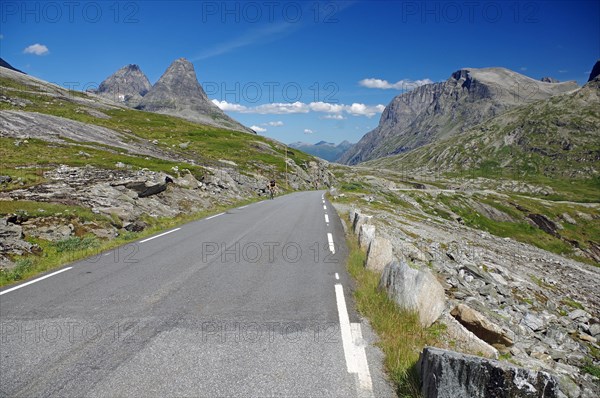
[[343, 220, 441, 397]]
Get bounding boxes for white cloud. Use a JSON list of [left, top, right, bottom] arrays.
[[212, 100, 384, 118], [321, 114, 346, 120], [265, 121, 284, 126], [308, 101, 345, 113], [558, 70, 568, 73], [346, 103, 386, 117], [304, 129, 314, 134], [23, 43, 49, 56], [212, 99, 248, 112], [359, 77, 433, 90], [520, 67, 528, 71], [0, 34, 4, 40], [250, 125, 267, 133], [250, 102, 309, 114]]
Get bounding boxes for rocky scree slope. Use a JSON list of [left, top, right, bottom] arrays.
[[339, 67, 578, 165], [329, 169, 600, 397]]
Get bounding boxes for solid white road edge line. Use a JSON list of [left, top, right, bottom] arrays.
[[0, 267, 73, 296], [140, 228, 181, 243], [327, 233, 336, 254], [335, 284, 374, 395]]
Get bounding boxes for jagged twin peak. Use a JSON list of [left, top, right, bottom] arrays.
[[96, 64, 151, 107], [338, 67, 579, 165], [98, 58, 252, 134]]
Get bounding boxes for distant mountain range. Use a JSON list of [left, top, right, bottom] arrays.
[[289, 140, 354, 162], [93, 58, 253, 134], [338, 67, 579, 165]]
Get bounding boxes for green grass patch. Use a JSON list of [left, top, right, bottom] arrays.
[[581, 362, 600, 379], [561, 297, 585, 310]]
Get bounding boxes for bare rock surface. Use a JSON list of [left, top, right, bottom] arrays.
[[418, 347, 562, 398]]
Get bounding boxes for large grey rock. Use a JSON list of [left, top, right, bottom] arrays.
[[379, 260, 445, 327], [352, 211, 372, 234], [418, 347, 561, 398], [137, 58, 252, 133], [440, 312, 499, 359], [366, 237, 393, 272], [451, 304, 514, 347], [358, 224, 376, 250]]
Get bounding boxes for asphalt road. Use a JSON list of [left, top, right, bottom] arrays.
[[0, 191, 395, 397]]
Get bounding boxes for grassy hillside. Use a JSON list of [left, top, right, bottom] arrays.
[[0, 69, 321, 285]]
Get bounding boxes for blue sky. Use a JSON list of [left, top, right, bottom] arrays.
[[1, 1, 598, 144]]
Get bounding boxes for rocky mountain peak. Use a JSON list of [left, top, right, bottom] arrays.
[[0, 58, 25, 74], [540, 76, 560, 83], [137, 58, 252, 133], [338, 67, 579, 165], [96, 64, 151, 107], [588, 59, 600, 82]]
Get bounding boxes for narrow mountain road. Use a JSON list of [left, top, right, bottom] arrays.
[[0, 191, 394, 397]]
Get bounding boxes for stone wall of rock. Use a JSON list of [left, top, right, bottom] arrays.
[[418, 347, 562, 398]]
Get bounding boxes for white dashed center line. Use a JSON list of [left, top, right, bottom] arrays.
[[327, 233, 335, 254], [325, 214, 330, 223]]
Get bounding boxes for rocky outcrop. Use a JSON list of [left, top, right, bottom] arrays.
[[331, 182, 600, 396], [379, 260, 445, 327], [0, 218, 39, 267], [137, 58, 252, 133], [541, 77, 560, 83], [96, 64, 151, 107], [418, 347, 561, 398], [339, 67, 579, 165]]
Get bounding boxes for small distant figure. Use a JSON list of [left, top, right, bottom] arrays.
[[268, 179, 277, 199]]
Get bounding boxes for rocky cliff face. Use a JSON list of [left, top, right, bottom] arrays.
[[339, 67, 579, 165], [588, 60, 600, 82], [366, 71, 600, 180], [96, 64, 152, 107], [137, 58, 253, 133]]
